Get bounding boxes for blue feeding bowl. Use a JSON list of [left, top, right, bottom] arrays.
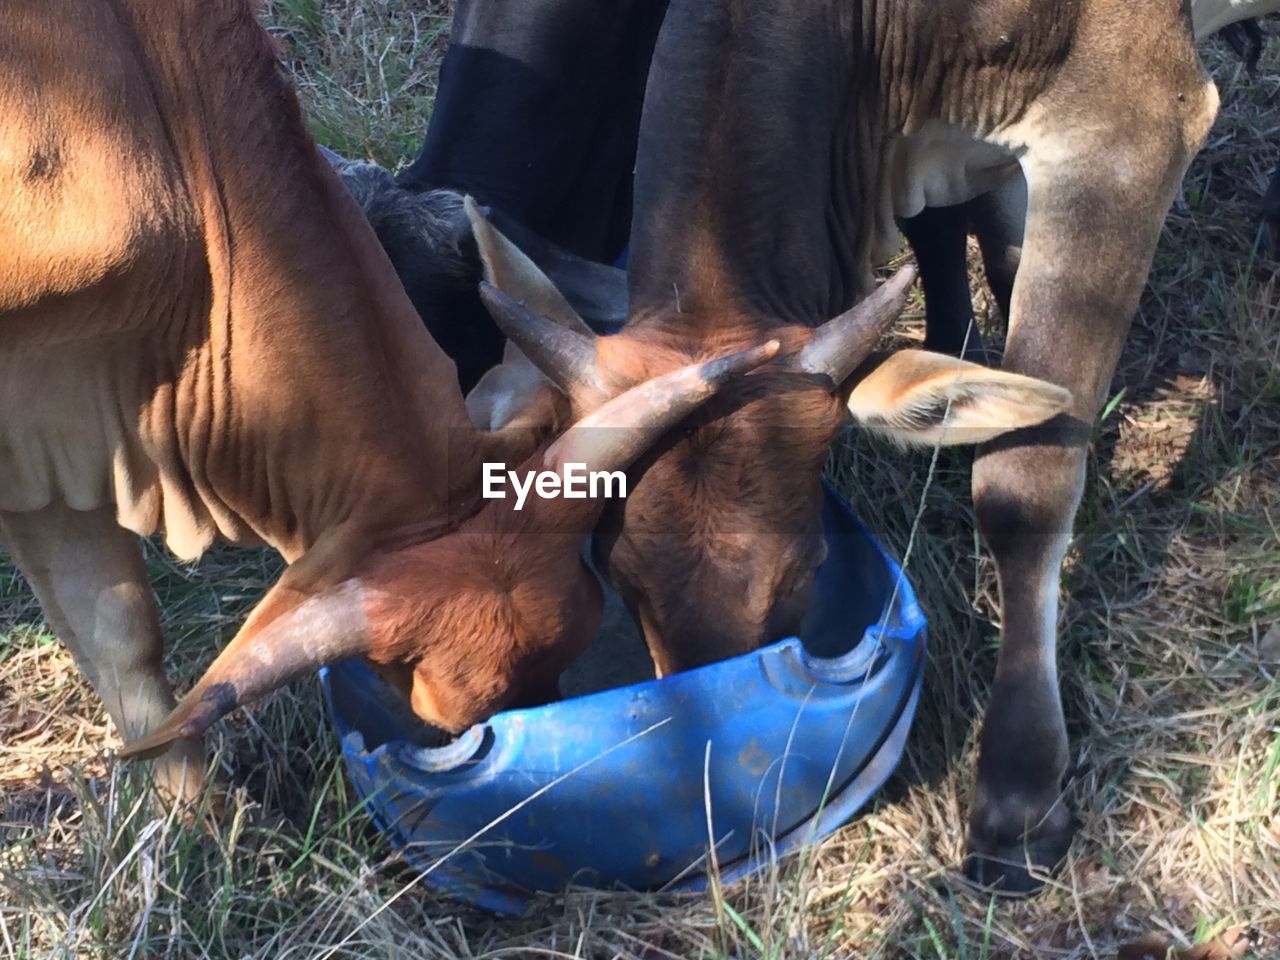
[[320, 483, 926, 914]]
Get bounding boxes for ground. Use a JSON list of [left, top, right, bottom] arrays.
[[1, 2, 1278, 958]]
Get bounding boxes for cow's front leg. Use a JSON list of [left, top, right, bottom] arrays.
[[901, 173, 1027, 364], [963, 95, 1212, 888], [967, 174, 1027, 325], [966, 434, 1084, 891], [0, 502, 207, 804]]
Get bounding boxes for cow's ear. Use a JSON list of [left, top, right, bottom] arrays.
[[465, 197, 592, 333], [465, 348, 571, 434], [843, 350, 1072, 446]]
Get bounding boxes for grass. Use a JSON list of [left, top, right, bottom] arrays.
[[266, 0, 453, 166], [3, 4, 1280, 958]]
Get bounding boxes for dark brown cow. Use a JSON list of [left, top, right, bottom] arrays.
[[325, 153, 634, 392], [482, 0, 1217, 892], [396, 0, 670, 265]]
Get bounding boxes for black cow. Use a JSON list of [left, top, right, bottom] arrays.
[[397, 0, 670, 266], [324, 0, 663, 392], [325, 152, 628, 392]]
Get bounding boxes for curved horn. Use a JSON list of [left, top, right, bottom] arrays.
[[465, 197, 593, 334], [793, 263, 918, 385], [118, 581, 372, 760], [546, 340, 782, 475], [316, 143, 350, 168], [479, 281, 602, 393]]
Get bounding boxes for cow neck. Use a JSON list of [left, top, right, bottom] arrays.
[[130, 0, 481, 563], [625, 0, 874, 327], [621, 304, 782, 347]]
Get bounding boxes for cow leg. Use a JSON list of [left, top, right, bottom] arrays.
[[967, 174, 1028, 324], [964, 127, 1201, 890], [0, 502, 206, 803], [898, 204, 987, 360], [966, 437, 1083, 891]]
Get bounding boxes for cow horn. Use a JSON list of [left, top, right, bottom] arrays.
[[479, 281, 602, 393], [118, 581, 372, 760], [316, 143, 350, 168], [545, 340, 782, 475], [465, 197, 593, 335], [793, 263, 918, 385]]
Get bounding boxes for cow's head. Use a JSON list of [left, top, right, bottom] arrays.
[[119, 336, 778, 759], [476, 221, 1073, 675], [329, 153, 632, 394]]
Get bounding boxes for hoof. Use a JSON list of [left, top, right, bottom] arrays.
[[120, 735, 225, 821], [963, 795, 1076, 895]]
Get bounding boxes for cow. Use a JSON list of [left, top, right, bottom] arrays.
[[0, 0, 777, 800], [395, 0, 670, 268], [319, 155, 503, 393], [475, 0, 1218, 893], [323, 152, 631, 392], [345, 0, 666, 394], [901, 0, 1280, 359]]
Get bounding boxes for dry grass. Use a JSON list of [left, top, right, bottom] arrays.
[[2, 4, 1279, 958]]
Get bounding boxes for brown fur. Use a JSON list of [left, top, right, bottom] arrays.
[[1, 0, 483, 560], [359, 488, 606, 730], [0, 0, 757, 793], [633, 0, 1214, 893], [584, 326, 843, 672], [490, 307, 1060, 675]]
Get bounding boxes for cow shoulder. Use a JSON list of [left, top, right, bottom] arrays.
[[0, 1, 191, 317]]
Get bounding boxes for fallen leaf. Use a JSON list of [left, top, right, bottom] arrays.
[[1258, 623, 1280, 662], [1118, 926, 1254, 960]]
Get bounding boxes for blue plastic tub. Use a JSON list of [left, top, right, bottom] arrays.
[[320, 483, 926, 914]]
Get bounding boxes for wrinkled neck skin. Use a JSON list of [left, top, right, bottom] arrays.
[[148, 1, 484, 561], [627, 0, 1081, 333], [3, 0, 481, 565]]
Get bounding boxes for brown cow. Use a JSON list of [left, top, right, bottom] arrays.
[[0, 0, 776, 797], [478, 0, 1216, 892]]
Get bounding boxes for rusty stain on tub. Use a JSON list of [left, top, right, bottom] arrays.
[[737, 738, 770, 775], [533, 851, 570, 879]]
